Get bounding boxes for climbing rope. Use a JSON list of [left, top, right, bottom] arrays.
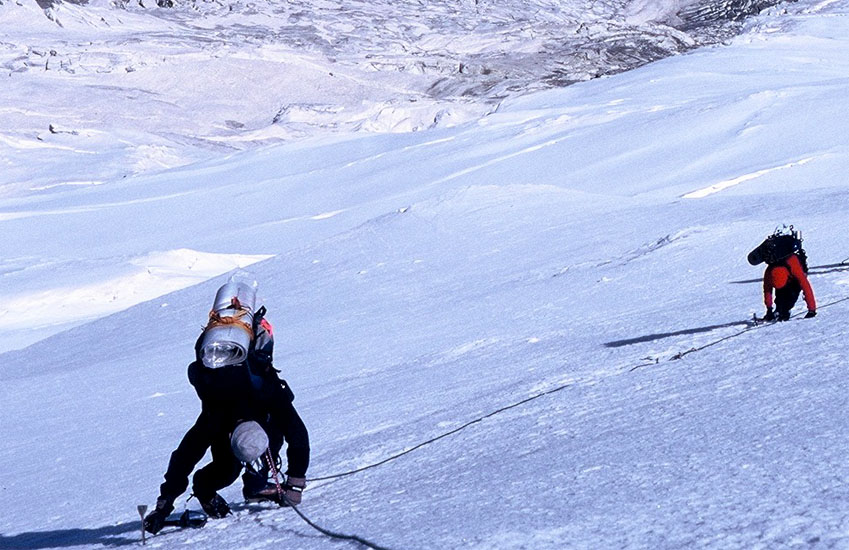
[[288, 279, 849, 549], [282, 496, 395, 550], [283, 383, 588, 549], [309, 294, 849, 482], [308, 379, 577, 483], [636, 294, 849, 367], [251, 449, 397, 550], [266, 449, 285, 505]]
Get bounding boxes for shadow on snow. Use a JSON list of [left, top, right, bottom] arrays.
[[0, 521, 141, 549], [603, 320, 751, 348]]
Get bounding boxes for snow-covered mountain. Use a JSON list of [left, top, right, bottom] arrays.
[[2, 0, 783, 198], [2, 0, 849, 548]]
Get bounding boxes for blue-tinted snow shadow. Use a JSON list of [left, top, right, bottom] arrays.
[[0, 521, 140, 549], [603, 320, 751, 348]]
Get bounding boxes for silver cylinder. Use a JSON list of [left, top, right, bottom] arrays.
[[212, 281, 256, 314], [200, 279, 257, 368]]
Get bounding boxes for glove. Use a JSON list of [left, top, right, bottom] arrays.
[[143, 498, 174, 534], [283, 476, 306, 505], [763, 307, 775, 321], [805, 309, 817, 318]]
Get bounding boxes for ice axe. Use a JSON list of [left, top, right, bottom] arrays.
[[137, 504, 148, 545]]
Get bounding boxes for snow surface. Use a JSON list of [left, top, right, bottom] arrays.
[[2, 0, 849, 548]]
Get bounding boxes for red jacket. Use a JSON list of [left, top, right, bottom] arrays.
[[763, 254, 816, 310]]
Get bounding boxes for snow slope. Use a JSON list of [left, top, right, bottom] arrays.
[[2, 0, 849, 549]]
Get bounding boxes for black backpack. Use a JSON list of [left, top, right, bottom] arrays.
[[747, 226, 808, 272]]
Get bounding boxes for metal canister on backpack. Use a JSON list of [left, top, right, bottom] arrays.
[[199, 274, 257, 368]]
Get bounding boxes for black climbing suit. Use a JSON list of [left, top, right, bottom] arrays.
[[156, 314, 310, 505]]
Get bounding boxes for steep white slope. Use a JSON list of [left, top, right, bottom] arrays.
[[1, 0, 848, 548]]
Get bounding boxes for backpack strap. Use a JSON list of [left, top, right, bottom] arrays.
[[249, 306, 275, 369], [796, 248, 809, 273], [252, 306, 267, 333]]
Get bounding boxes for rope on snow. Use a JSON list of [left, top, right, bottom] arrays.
[[310, 294, 849, 481], [283, 495, 395, 550], [635, 294, 849, 367], [308, 379, 578, 483], [289, 283, 849, 549]]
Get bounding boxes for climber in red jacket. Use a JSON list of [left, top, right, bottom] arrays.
[[748, 226, 817, 322]]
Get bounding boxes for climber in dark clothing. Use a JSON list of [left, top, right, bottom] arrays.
[[144, 307, 310, 534]]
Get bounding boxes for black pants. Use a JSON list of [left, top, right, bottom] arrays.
[[192, 433, 242, 500], [775, 279, 802, 319]]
